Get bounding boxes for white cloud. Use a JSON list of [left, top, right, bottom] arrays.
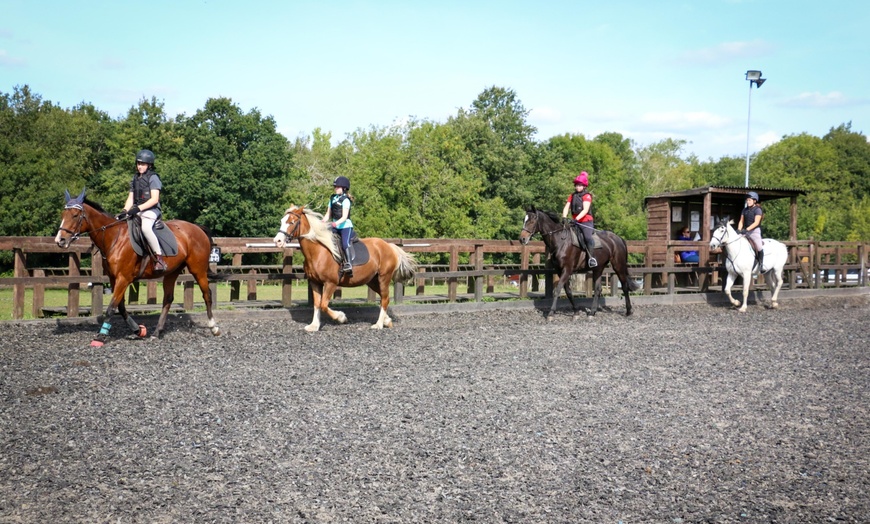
[[0, 49, 25, 66], [638, 111, 732, 131], [677, 39, 773, 66], [779, 91, 867, 108], [754, 130, 780, 150], [529, 106, 561, 125]]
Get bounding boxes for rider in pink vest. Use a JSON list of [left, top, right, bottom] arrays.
[[561, 171, 598, 268]]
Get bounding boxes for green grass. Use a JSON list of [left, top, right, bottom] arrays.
[[1, 281, 525, 320]]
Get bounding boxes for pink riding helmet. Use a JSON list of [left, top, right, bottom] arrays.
[[573, 171, 589, 186]]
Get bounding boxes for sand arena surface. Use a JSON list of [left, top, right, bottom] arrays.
[[1, 296, 869, 522]]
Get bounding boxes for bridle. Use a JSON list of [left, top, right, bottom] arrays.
[[275, 212, 302, 241], [522, 212, 570, 240], [58, 204, 125, 245]]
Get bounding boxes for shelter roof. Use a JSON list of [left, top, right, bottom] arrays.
[[645, 185, 806, 204]]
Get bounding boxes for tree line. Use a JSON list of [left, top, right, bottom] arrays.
[[2, 84, 869, 269]]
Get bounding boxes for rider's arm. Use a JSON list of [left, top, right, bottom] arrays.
[[561, 200, 571, 219], [737, 215, 745, 230], [123, 192, 134, 211], [575, 200, 590, 221]]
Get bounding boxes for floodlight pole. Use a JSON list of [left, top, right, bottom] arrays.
[[744, 70, 766, 188]]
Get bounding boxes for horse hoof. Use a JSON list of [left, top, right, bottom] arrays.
[[771, 302, 779, 309], [138, 325, 147, 338], [370, 324, 384, 330], [304, 324, 319, 332], [90, 339, 104, 348], [547, 315, 555, 322], [210, 326, 221, 336]]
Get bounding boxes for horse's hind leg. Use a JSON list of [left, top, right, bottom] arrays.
[[368, 274, 393, 329], [587, 271, 604, 317], [767, 269, 784, 309], [154, 271, 180, 338], [192, 267, 221, 336], [563, 277, 581, 320]]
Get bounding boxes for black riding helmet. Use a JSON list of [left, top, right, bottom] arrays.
[[333, 176, 350, 190], [136, 149, 156, 165]]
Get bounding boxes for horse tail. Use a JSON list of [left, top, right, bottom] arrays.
[[390, 244, 417, 283], [193, 223, 228, 281], [197, 224, 216, 246]]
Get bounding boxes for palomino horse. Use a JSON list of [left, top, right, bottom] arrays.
[[519, 206, 638, 319], [273, 205, 417, 331], [709, 220, 788, 312], [55, 188, 221, 346]]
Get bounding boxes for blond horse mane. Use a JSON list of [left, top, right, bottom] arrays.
[[285, 205, 341, 261]]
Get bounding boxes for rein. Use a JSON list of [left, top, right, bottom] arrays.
[[59, 205, 125, 245]]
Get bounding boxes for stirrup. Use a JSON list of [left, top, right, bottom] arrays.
[[587, 257, 598, 268]]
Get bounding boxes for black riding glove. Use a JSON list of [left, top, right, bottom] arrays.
[[115, 211, 128, 221], [127, 205, 140, 216], [737, 229, 746, 235]]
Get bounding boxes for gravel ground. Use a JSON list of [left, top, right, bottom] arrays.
[[1, 295, 869, 523]]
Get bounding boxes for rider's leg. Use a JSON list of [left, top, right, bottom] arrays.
[[340, 228, 353, 273], [580, 220, 598, 267], [141, 210, 166, 271], [748, 230, 764, 269]]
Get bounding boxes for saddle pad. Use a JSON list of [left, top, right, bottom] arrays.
[[127, 219, 179, 257], [334, 232, 371, 266], [571, 227, 601, 249]]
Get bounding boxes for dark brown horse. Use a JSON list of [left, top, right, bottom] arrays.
[[273, 205, 417, 331], [54, 188, 221, 346], [519, 206, 638, 319]]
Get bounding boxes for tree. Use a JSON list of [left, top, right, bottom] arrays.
[[447, 87, 537, 237], [172, 98, 292, 237]]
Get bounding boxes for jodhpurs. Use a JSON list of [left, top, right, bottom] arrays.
[[140, 209, 163, 256], [746, 228, 763, 252], [576, 220, 594, 250]]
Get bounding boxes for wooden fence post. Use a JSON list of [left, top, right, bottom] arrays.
[[281, 250, 294, 307], [67, 252, 81, 318], [12, 248, 26, 320]]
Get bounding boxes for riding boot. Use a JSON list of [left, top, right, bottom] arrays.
[[153, 255, 167, 272], [756, 249, 764, 271], [586, 249, 598, 268], [341, 245, 353, 276]]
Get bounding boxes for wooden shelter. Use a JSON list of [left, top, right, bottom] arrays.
[[644, 185, 805, 265]]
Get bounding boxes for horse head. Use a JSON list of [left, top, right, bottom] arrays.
[[520, 206, 539, 245], [55, 188, 89, 248], [709, 219, 737, 250], [274, 206, 306, 247]]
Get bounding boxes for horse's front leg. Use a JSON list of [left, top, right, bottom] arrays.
[[319, 281, 347, 327], [766, 269, 784, 309], [723, 272, 741, 309], [562, 276, 581, 320], [738, 269, 753, 313], [587, 271, 604, 317], [305, 281, 325, 332], [548, 269, 571, 321], [92, 279, 136, 347]]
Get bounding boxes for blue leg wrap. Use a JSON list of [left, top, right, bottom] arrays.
[[99, 322, 112, 336]]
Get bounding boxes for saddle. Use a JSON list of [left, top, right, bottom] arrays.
[[570, 224, 600, 250], [331, 230, 370, 266], [127, 217, 179, 258]]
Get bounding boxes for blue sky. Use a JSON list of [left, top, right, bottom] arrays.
[[2, 0, 868, 161]]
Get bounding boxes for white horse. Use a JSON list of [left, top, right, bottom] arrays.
[[709, 220, 788, 312]]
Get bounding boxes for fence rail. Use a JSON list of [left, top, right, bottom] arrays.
[[1, 236, 868, 319]]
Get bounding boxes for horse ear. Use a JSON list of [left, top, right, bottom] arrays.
[[64, 189, 71, 202], [77, 187, 86, 202]]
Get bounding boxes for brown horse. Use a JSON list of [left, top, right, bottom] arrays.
[[273, 205, 417, 331], [519, 206, 638, 319], [54, 188, 221, 346]]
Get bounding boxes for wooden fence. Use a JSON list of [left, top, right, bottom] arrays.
[[1, 236, 868, 320]]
